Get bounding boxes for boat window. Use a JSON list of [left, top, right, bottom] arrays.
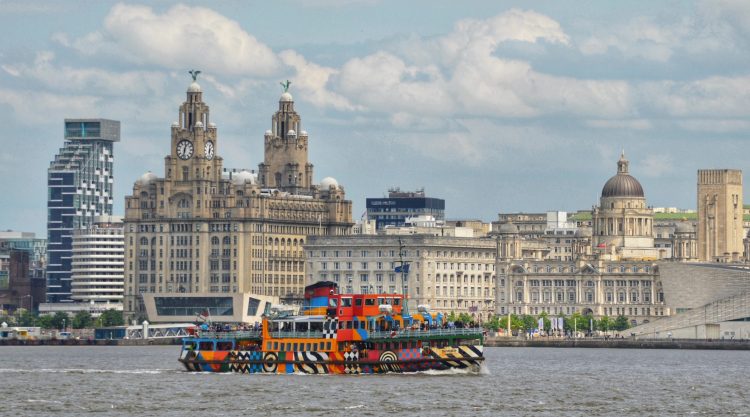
[[266, 342, 272, 350], [326, 341, 332, 350], [286, 343, 291, 351], [355, 298, 363, 306], [184, 341, 197, 350], [385, 298, 392, 305], [365, 298, 375, 306], [393, 298, 401, 306], [217, 341, 233, 351], [199, 341, 214, 351], [293, 343, 298, 351], [329, 298, 338, 307], [310, 321, 323, 332], [319, 342, 325, 350], [341, 298, 352, 307], [378, 298, 385, 305], [306, 343, 312, 351]]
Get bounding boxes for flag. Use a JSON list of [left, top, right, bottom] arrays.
[[538, 318, 544, 330], [395, 264, 410, 273]]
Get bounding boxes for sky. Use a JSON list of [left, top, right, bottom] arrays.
[[1, 0, 750, 236]]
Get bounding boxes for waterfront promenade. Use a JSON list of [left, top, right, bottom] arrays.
[[3, 335, 750, 350]]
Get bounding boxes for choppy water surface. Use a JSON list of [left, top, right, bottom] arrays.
[[0, 346, 747, 416]]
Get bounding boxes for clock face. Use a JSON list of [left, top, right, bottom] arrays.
[[176, 140, 194, 160], [204, 141, 215, 160]]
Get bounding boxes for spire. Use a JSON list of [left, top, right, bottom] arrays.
[[617, 150, 629, 174]]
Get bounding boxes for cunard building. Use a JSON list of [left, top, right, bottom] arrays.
[[123, 75, 352, 321]]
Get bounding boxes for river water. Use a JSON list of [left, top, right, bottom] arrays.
[[0, 346, 747, 416]]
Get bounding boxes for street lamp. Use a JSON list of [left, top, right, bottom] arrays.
[[62, 318, 66, 332]]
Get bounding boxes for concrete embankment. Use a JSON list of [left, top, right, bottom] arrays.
[[0, 338, 182, 346], [486, 337, 750, 350]]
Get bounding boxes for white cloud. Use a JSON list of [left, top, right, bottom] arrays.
[[279, 50, 358, 111], [0, 88, 100, 124], [640, 76, 750, 118], [331, 9, 635, 122], [586, 119, 652, 130], [640, 154, 674, 177], [677, 118, 750, 133], [58, 3, 279, 76], [3, 51, 167, 96]]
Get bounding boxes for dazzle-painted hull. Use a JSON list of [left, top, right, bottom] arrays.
[[179, 345, 483, 374]]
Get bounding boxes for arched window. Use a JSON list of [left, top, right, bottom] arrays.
[[223, 236, 231, 245], [140, 237, 148, 245], [211, 237, 220, 245]]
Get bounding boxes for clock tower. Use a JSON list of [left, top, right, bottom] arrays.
[[258, 81, 313, 194], [167, 72, 221, 187]]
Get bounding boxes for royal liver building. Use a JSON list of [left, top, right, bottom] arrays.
[[123, 75, 352, 319]]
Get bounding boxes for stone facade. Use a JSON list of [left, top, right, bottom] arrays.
[[305, 234, 497, 320], [495, 153, 667, 325], [697, 169, 743, 262], [123, 78, 352, 317]]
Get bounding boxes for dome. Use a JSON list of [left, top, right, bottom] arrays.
[[195, 121, 204, 128], [675, 221, 693, 234], [188, 82, 201, 93], [497, 222, 519, 235], [280, 92, 293, 102], [171, 121, 179, 128], [265, 130, 272, 136], [137, 171, 157, 186], [287, 129, 296, 137], [300, 130, 308, 136], [320, 177, 339, 190], [208, 122, 216, 129], [232, 170, 257, 186], [601, 152, 644, 198]]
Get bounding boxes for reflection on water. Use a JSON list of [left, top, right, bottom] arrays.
[[0, 346, 747, 416]]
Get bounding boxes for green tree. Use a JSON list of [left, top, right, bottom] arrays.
[[37, 315, 55, 329], [613, 315, 630, 331], [457, 312, 473, 324], [485, 315, 501, 332], [498, 314, 524, 333], [50, 312, 69, 330], [71, 311, 94, 329], [598, 315, 612, 333], [565, 312, 583, 333], [446, 311, 457, 323], [538, 311, 551, 331], [15, 309, 36, 326], [521, 315, 537, 332], [98, 309, 125, 327]]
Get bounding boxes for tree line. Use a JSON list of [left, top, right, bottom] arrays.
[[482, 311, 631, 334], [1, 309, 125, 329]]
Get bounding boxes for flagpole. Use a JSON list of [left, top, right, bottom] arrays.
[[398, 237, 409, 318]]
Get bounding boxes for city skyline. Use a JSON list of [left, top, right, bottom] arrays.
[[2, 1, 750, 236]]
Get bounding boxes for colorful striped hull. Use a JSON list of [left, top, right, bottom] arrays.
[[179, 345, 484, 374]]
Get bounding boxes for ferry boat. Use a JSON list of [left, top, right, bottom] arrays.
[[178, 281, 485, 374]]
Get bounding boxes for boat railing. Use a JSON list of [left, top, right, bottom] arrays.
[[368, 327, 483, 339], [194, 330, 262, 339], [193, 327, 483, 340]]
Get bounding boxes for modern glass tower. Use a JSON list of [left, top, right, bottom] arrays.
[[47, 119, 120, 302]]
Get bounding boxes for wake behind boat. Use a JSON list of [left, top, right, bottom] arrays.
[[179, 281, 484, 374]]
